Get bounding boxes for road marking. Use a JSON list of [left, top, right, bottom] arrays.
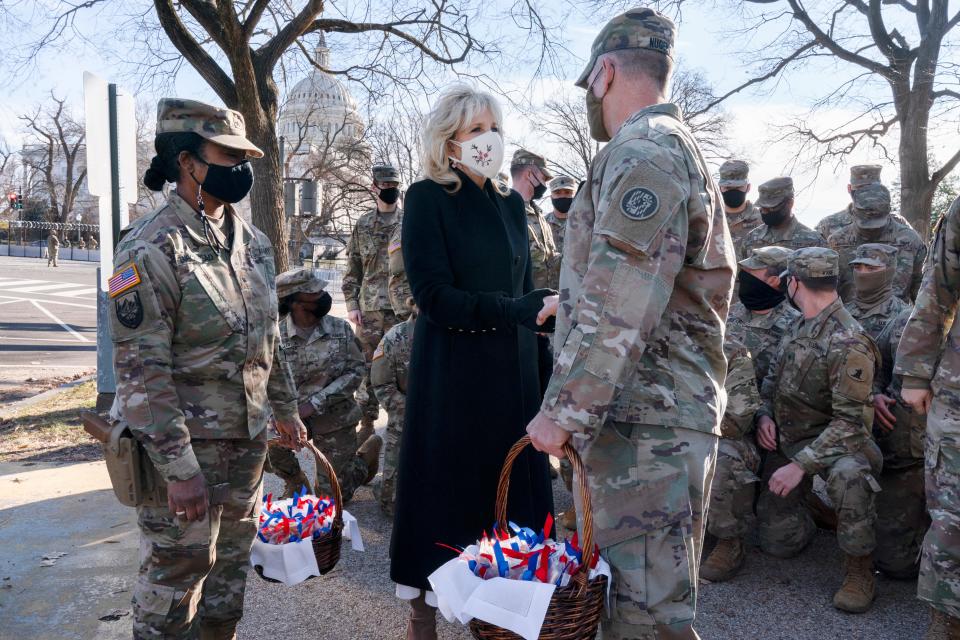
[[0, 295, 97, 310], [0, 364, 95, 369], [0, 335, 95, 343], [29, 300, 90, 343], [2, 283, 85, 293], [0, 280, 45, 288], [53, 287, 98, 298]]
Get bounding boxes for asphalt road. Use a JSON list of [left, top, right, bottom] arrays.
[[0, 256, 99, 400]]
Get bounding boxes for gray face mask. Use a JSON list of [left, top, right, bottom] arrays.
[[585, 71, 611, 142]]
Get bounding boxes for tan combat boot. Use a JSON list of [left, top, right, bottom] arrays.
[[559, 505, 578, 531], [199, 620, 237, 640], [406, 594, 438, 640], [926, 606, 960, 639], [833, 554, 876, 613], [358, 434, 383, 485], [699, 537, 745, 582]]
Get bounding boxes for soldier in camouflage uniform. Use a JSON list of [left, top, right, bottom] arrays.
[[872, 302, 929, 581], [755, 247, 881, 613], [46, 232, 59, 267], [110, 98, 308, 639], [815, 164, 913, 240], [701, 336, 762, 582], [387, 222, 412, 320], [546, 175, 575, 290], [843, 243, 908, 339], [895, 195, 960, 638], [77, 236, 86, 251], [343, 163, 404, 443], [727, 246, 801, 388], [526, 10, 735, 637], [510, 149, 559, 290], [370, 298, 416, 516], [740, 177, 826, 259], [718, 159, 762, 260], [266, 269, 381, 504], [828, 183, 925, 303]]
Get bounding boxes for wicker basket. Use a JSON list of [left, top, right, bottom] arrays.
[[254, 440, 344, 582], [468, 436, 607, 640]]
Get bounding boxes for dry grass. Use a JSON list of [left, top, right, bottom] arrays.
[[0, 380, 101, 462]]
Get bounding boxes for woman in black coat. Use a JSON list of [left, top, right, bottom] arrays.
[[390, 85, 555, 638]]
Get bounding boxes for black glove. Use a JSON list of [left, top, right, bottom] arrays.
[[504, 288, 557, 333]]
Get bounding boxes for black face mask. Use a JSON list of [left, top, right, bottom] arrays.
[[738, 271, 785, 311], [722, 189, 747, 209], [294, 292, 333, 320], [551, 197, 573, 214], [378, 187, 400, 205], [194, 157, 254, 204], [761, 204, 790, 227], [779, 276, 801, 312], [532, 183, 547, 200]]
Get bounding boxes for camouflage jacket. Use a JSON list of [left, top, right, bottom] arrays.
[[47, 235, 59, 251], [758, 298, 878, 474], [844, 295, 908, 342], [526, 201, 558, 290], [875, 306, 913, 401], [279, 313, 364, 434], [727, 300, 801, 389], [726, 201, 762, 260], [544, 103, 735, 446], [828, 219, 926, 304], [816, 203, 914, 240], [108, 193, 297, 482], [740, 215, 826, 259], [895, 198, 960, 440], [721, 336, 762, 440], [387, 223, 412, 319], [370, 314, 414, 425], [342, 208, 402, 312], [545, 211, 568, 290]]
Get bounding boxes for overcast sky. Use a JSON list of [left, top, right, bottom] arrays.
[[3, 1, 959, 227]]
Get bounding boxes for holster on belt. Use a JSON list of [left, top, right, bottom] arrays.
[[81, 410, 165, 508]]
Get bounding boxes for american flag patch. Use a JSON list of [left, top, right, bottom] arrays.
[[388, 240, 401, 254], [108, 263, 141, 298]]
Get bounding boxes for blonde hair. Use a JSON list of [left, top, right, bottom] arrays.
[[421, 83, 508, 195]]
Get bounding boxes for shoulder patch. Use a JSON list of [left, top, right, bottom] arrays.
[[620, 187, 660, 221], [108, 263, 141, 298], [372, 342, 385, 361], [115, 291, 144, 329], [388, 239, 402, 254], [846, 365, 866, 382]]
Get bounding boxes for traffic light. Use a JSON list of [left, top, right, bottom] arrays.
[[284, 181, 299, 217], [6, 192, 14, 210], [16, 193, 22, 210], [300, 180, 318, 216]]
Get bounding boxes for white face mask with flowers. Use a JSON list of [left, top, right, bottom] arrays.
[[449, 130, 504, 181]]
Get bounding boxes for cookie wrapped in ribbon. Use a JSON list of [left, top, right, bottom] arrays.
[[444, 514, 600, 588], [256, 488, 338, 545]]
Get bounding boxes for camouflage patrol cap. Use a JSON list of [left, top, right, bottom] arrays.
[[786, 247, 839, 279], [850, 164, 882, 188], [156, 98, 263, 158], [849, 243, 898, 268], [575, 7, 676, 88], [718, 160, 750, 188], [276, 268, 328, 300], [372, 163, 400, 184], [511, 148, 553, 179], [755, 177, 794, 209], [549, 175, 577, 192], [738, 246, 793, 273], [852, 183, 891, 229]]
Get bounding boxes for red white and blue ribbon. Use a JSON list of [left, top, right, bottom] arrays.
[[257, 487, 337, 545]]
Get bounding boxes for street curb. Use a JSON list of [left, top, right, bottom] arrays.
[[0, 374, 96, 421]]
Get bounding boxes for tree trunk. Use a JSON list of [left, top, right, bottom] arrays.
[[248, 122, 289, 274], [898, 106, 934, 239]]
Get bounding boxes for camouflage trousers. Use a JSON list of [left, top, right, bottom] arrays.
[[355, 309, 398, 427], [47, 249, 58, 267], [919, 395, 960, 618], [574, 422, 717, 638], [757, 444, 881, 558], [265, 427, 369, 505], [707, 437, 760, 540], [560, 457, 574, 493], [373, 415, 402, 516], [132, 436, 266, 640]]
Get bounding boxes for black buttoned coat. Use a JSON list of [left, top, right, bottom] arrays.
[[389, 170, 554, 590]]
